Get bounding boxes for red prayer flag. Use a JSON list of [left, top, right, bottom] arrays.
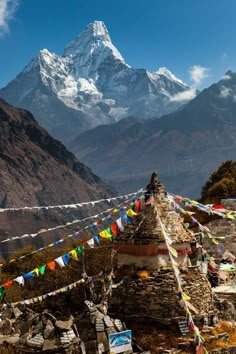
[[145, 197, 154, 206], [135, 199, 142, 212], [110, 222, 119, 236], [213, 204, 224, 209], [174, 195, 183, 202], [47, 260, 56, 271], [196, 343, 204, 354], [188, 321, 195, 331], [2, 280, 13, 288], [185, 300, 199, 314]]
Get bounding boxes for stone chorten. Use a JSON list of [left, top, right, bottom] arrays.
[[114, 171, 192, 269], [111, 172, 217, 326]]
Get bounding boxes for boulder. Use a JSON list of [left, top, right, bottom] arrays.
[[1, 319, 13, 335], [13, 307, 22, 319], [85, 340, 97, 354], [32, 320, 43, 335], [43, 320, 55, 339], [55, 316, 73, 331], [42, 338, 58, 351], [4, 334, 20, 346], [76, 319, 91, 342], [18, 320, 32, 336]]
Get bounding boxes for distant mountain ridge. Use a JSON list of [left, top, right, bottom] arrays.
[[0, 21, 194, 144], [69, 70, 236, 197], [0, 98, 114, 208]]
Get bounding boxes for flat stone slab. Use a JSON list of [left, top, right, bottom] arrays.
[[114, 319, 123, 331], [26, 334, 44, 349], [213, 285, 236, 293], [95, 319, 105, 332]]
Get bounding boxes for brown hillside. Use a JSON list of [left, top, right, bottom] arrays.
[[0, 98, 114, 208]]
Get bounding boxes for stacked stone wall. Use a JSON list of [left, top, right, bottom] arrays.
[[110, 267, 215, 326]]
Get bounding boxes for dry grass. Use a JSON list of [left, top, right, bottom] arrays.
[[204, 321, 236, 351], [128, 320, 236, 353]]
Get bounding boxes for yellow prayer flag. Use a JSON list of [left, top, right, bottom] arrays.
[[126, 209, 137, 217], [183, 292, 191, 301], [33, 268, 39, 277], [99, 230, 111, 239], [113, 208, 119, 213], [69, 250, 78, 260], [212, 238, 219, 245], [227, 213, 235, 220], [169, 246, 178, 258], [185, 211, 195, 216], [191, 200, 199, 206]]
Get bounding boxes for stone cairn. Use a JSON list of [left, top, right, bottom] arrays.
[[110, 172, 217, 327], [0, 301, 128, 354]]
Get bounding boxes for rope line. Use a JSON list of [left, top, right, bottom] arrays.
[[0, 191, 143, 244], [0, 189, 143, 213]]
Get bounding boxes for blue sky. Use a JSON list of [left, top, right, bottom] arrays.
[[0, 0, 236, 89]]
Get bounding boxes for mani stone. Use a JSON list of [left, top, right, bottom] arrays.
[[26, 333, 44, 349]]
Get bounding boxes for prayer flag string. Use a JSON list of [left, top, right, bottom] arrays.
[[155, 205, 208, 353], [0, 191, 144, 245], [0, 196, 143, 267], [11, 270, 113, 307], [0, 205, 140, 300], [168, 193, 236, 220], [0, 189, 144, 213]]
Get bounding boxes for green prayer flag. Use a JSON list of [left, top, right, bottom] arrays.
[[38, 264, 46, 275], [106, 227, 113, 238], [75, 246, 84, 255], [182, 199, 191, 204], [131, 204, 136, 211], [0, 287, 4, 299]]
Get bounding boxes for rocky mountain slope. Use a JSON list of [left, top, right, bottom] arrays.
[[0, 98, 114, 208], [0, 21, 193, 145], [69, 71, 236, 197]]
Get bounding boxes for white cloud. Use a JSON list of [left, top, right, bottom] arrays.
[[220, 86, 231, 98], [0, 0, 19, 36], [221, 74, 231, 81], [188, 65, 210, 86], [219, 86, 236, 101], [170, 88, 197, 102]]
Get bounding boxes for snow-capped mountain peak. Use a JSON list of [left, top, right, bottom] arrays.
[[0, 21, 193, 145], [66, 21, 111, 52], [65, 21, 111, 56], [156, 67, 187, 86], [64, 20, 127, 79]]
